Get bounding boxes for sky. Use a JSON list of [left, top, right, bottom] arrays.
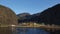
[[0, 0, 60, 14]]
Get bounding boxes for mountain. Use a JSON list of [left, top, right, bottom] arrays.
[[31, 4, 60, 25], [39, 4, 60, 25], [17, 4, 60, 25], [17, 13, 32, 23]]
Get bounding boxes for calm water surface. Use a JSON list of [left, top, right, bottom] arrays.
[[15, 27, 50, 34]]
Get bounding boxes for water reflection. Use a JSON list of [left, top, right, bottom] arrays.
[[16, 27, 49, 34]]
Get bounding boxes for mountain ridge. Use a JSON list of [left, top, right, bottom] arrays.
[[17, 4, 60, 25]]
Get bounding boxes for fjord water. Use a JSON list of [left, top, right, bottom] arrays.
[[16, 27, 49, 34]]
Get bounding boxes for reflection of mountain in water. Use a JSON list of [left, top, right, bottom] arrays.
[[16, 28, 49, 34]]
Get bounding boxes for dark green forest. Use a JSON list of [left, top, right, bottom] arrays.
[[17, 4, 60, 25]]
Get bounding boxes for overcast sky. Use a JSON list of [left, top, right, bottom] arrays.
[[0, 0, 60, 14]]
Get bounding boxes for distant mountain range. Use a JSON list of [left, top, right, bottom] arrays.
[[17, 4, 60, 25]]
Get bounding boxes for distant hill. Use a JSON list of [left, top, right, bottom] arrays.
[[17, 13, 32, 23], [17, 4, 60, 25]]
